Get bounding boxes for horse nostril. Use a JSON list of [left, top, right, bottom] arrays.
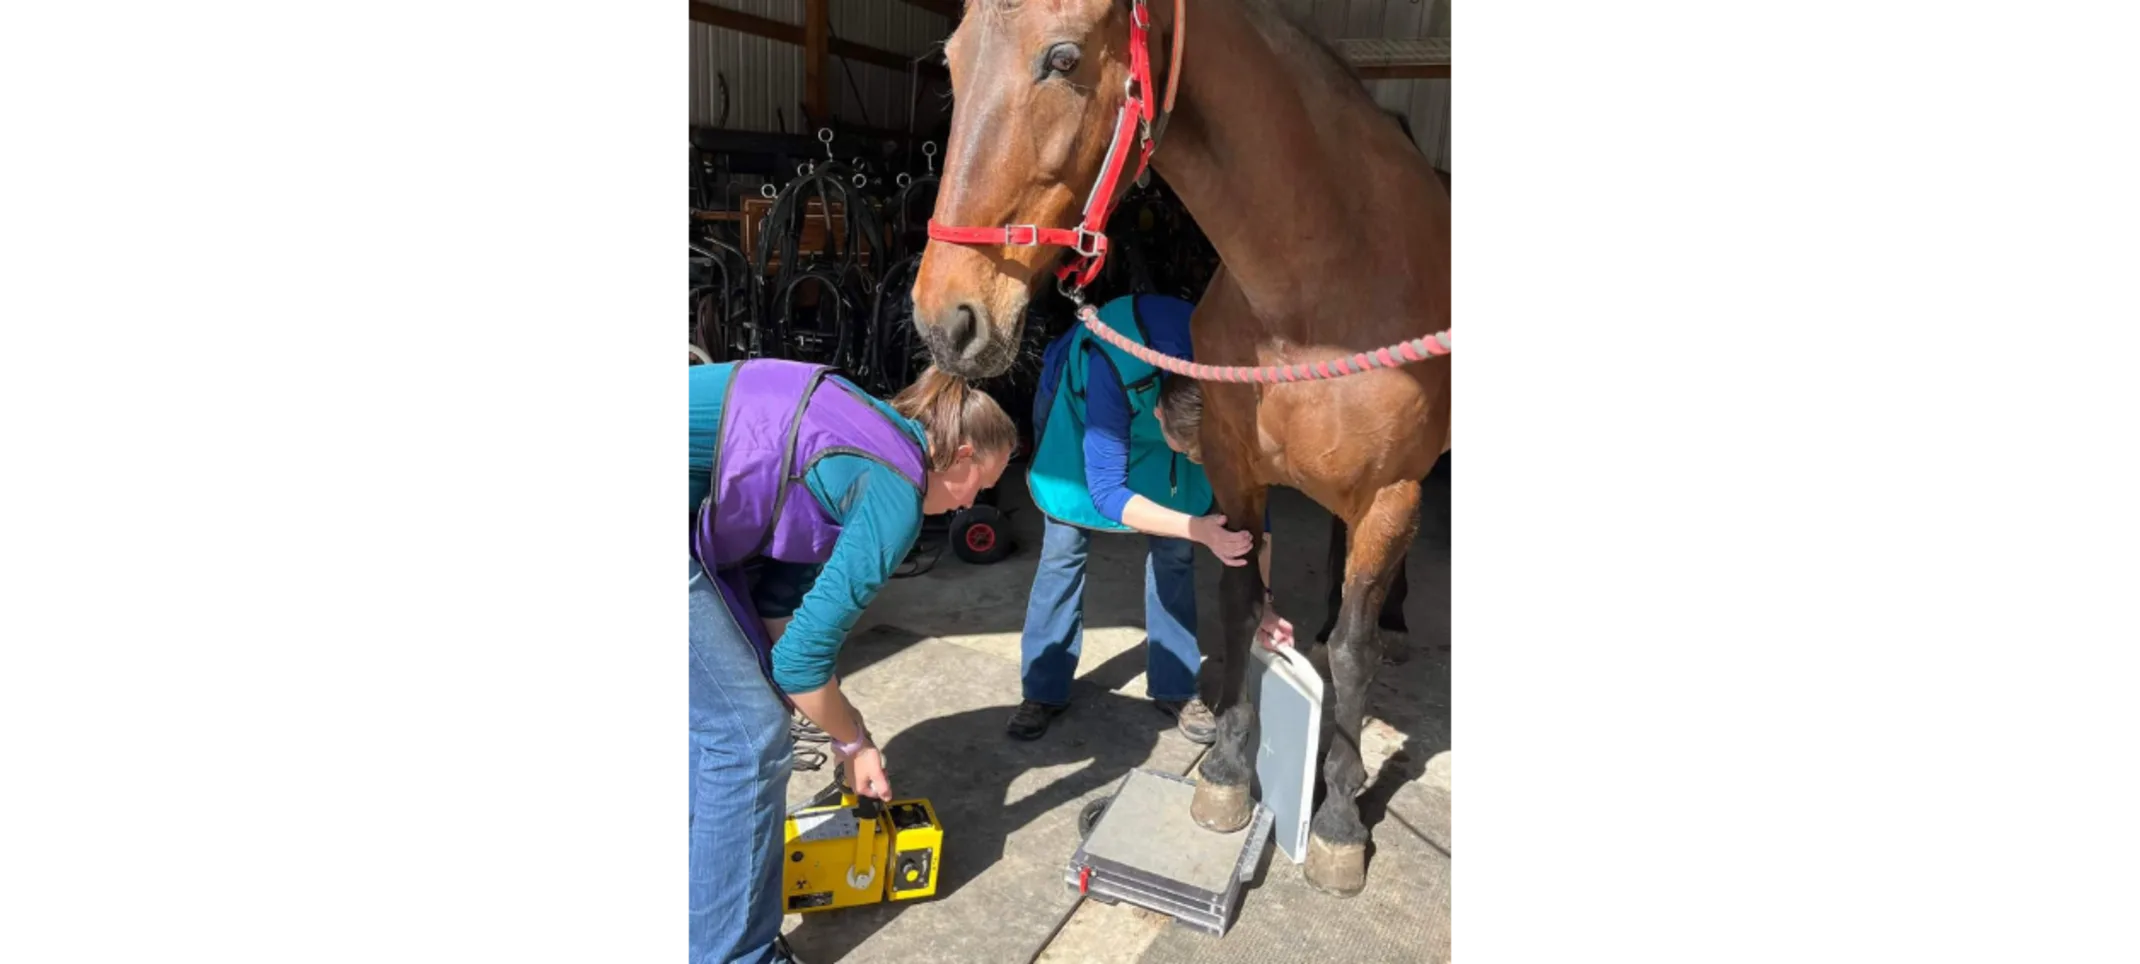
[[946, 303, 983, 355]]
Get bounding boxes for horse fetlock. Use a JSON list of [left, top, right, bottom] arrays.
[[1311, 800, 1367, 845], [1190, 780, 1253, 833], [1197, 738, 1253, 787], [1304, 834, 1368, 897]]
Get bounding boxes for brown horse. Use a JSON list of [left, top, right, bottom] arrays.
[[912, 0, 1449, 897]]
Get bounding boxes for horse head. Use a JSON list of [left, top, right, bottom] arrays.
[[912, 0, 1157, 380]]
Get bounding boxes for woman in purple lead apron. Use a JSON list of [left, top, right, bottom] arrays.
[[689, 360, 1015, 964]]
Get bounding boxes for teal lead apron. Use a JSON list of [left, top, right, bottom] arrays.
[[1026, 296, 1214, 532]]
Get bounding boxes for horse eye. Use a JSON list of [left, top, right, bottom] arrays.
[[1046, 43, 1081, 76]]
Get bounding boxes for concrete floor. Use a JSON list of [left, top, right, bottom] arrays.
[[780, 459, 1451, 963]]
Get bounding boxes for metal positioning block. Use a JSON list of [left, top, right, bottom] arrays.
[[1065, 768, 1273, 937]]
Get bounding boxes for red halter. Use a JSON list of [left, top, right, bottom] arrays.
[[927, 0, 1174, 294]]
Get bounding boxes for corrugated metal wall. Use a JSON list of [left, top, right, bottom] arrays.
[[691, 0, 801, 134], [690, 0, 954, 136], [826, 1, 955, 136], [692, 0, 1447, 169], [1272, 0, 1451, 171]]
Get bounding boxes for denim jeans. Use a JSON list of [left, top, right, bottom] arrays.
[[689, 559, 792, 964], [1019, 515, 1200, 704]]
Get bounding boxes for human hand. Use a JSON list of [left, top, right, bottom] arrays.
[[845, 746, 892, 802], [1257, 603, 1296, 652], [1190, 514, 1253, 567]]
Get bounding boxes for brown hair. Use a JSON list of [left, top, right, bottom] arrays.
[[890, 366, 1020, 471], [1155, 374, 1202, 450]]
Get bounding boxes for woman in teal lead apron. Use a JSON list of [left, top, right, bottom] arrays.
[[1008, 294, 1257, 743]]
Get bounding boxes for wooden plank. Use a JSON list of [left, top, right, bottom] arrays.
[[804, 0, 830, 123], [896, 0, 961, 19], [836, 38, 948, 81], [1335, 38, 1455, 67], [1354, 64, 1451, 80]]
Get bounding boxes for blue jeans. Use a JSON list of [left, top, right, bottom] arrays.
[[689, 559, 792, 964], [1019, 516, 1201, 704]]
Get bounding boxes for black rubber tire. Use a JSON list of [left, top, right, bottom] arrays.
[[1078, 797, 1110, 840], [950, 505, 1013, 564]]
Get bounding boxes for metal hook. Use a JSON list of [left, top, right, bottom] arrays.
[[896, 173, 912, 189], [923, 141, 938, 174], [761, 183, 778, 199], [818, 127, 836, 161]]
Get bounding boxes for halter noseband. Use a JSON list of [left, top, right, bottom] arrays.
[[926, 0, 1184, 298]]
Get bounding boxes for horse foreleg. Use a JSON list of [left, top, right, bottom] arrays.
[[1305, 479, 1420, 897], [1190, 467, 1267, 834]]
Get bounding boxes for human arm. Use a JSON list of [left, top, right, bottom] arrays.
[[1082, 345, 1251, 564], [764, 458, 923, 799], [1119, 495, 1252, 565], [785, 677, 890, 800], [748, 581, 889, 797]]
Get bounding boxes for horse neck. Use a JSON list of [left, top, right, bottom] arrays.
[[1149, 0, 1381, 323]]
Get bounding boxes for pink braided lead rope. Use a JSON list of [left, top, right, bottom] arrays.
[[1076, 304, 1451, 384]]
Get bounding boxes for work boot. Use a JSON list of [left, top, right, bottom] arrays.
[[1155, 697, 1217, 744], [1005, 699, 1067, 741], [773, 933, 806, 964]]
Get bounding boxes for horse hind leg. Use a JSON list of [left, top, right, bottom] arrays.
[[1313, 514, 1410, 646], [1305, 478, 1421, 897]]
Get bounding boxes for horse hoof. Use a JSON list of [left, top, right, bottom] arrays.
[[1304, 835, 1368, 897], [1190, 781, 1252, 833]]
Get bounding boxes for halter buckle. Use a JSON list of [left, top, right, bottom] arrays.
[[1004, 224, 1042, 246], [1073, 227, 1105, 258], [1131, 0, 1150, 29]]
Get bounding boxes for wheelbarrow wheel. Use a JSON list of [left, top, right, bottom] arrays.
[[950, 505, 1013, 564], [1079, 796, 1110, 840]]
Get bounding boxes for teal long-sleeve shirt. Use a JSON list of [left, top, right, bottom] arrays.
[[689, 363, 926, 694]]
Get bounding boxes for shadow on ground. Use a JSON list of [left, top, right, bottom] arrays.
[[782, 637, 1206, 964]]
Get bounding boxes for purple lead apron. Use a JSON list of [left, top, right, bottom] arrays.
[[691, 361, 929, 696]]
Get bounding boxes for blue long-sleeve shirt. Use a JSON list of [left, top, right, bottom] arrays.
[[689, 364, 925, 694], [1078, 295, 1271, 533], [1083, 295, 1197, 523]]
